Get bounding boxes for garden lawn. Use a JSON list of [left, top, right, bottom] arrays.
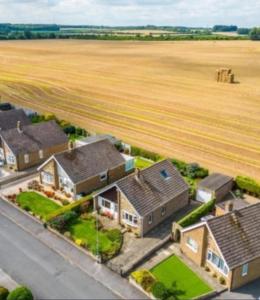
[[151, 255, 212, 299], [135, 156, 154, 169], [17, 192, 61, 220], [68, 217, 121, 256]]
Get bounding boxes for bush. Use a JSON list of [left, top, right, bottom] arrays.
[[219, 276, 226, 285], [48, 211, 77, 232], [131, 146, 162, 162], [151, 282, 168, 299], [106, 229, 122, 243], [131, 270, 157, 292], [0, 287, 9, 300], [178, 199, 215, 228], [171, 160, 208, 179], [7, 286, 33, 300], [46, 195, 93, 222], [171, 159, 187, 176], [235, 176, 260, 197]]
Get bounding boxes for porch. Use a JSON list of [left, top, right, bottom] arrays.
[[96, 187, 119, 220]]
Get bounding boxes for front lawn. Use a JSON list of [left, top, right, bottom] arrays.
[[135, 156, 154, 169], [16, 192, 61, 220], [151, 256, 212, 299], [68, 216, 122, 260]]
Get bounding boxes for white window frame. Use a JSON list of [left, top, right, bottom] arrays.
[[42, 172, 54, 184], [186, 237, 198, 253], [24, 154, 29, 164], [100, 171, 108, 182], [101, 198, 112, 209], [207, 249, 229, 277], [123, 211, 138, 227], [7, 154, 16, 165], [39, 150, 44, 159], [242, 263, 248, 277], [148, 213, 153, 225]]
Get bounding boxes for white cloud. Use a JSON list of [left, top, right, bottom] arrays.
[[0, 0, 259, 27]]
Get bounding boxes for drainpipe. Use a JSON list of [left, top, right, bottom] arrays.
[[141, 217, 144, 238]]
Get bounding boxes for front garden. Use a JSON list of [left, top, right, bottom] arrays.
[[131, 255, 212, 300], [16, 192, 61, 220]]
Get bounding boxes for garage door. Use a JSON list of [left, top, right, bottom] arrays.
[[196, 189, 213, 203]]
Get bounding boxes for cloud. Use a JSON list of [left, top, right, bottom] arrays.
[[0, 0, 259, 27]]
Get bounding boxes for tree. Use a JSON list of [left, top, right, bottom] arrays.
[[0, 287, 9, 300], [7, 286, 33, 300], [249, 27, 260, 40]]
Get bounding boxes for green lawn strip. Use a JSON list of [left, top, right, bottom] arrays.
[[68, 218, 114, 254], [17, 192, 61, 220], [151, 255, 212, 299], [135, 156, 154, 169]]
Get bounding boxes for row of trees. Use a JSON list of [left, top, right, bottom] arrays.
[[249, 27, 260, 40]]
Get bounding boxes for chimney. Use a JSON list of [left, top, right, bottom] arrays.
[[225, 201, 234, 213], [68, 140, 74, 152], [17, 121, 22, 133]]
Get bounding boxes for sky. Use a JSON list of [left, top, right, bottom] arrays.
[[0, 0, 259, 27]]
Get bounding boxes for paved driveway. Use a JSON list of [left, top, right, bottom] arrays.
[[215, 279, 260, 299], [0, 198, 146, 299]]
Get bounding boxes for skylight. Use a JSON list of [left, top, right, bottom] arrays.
[[160, 169, 170, 179]]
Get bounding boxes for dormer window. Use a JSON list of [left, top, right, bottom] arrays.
[[160, 169, 170, 180]]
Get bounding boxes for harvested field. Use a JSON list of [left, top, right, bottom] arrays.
[[0, 40, 259, 179]]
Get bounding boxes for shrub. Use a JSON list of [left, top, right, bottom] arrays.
[[219, 276, 226, 285], [212, 272, 217, 278], [186, 163, 209, 179], [171, 159, 187, 176], [151, 282, 168, 299], [131, 146, 162, 162], [235, 176, 260, 197], [0, 287, 9, 300], [205, 266, 210, 272], [48, 211, 77, 232], [7, 286, 33, 300], [177, 199, 215, 228], [45, 195, 92, 222], [132, 270, 157, 292], [106, 229, 122, 243]]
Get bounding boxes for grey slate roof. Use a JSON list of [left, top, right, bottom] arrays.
[[198, 173, 233, 191], [1, 120, 68, 155], [116, 160, 189, 216], [54, 139, 125, 184], [0, 109, 31, 131], [207, 202, 260, 269]]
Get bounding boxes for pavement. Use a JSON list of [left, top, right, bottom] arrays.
[[214, 279, 260, 299], [0, 268, 18, 290], [0, 198, 147, 299]]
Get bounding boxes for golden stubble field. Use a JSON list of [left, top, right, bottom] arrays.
[[0, 40, 260, 179]]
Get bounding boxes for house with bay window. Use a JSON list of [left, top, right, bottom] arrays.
[[0, 120, 68, 171], [180, 202, 260, 290], [94, 160, 189, 237], [38, 139, 134, 199]]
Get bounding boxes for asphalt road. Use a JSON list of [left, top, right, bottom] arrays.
[[0, 212, 117, 299]]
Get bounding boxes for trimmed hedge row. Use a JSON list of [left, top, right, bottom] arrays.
[[235, 176, 260, 197], [45, 195, 93, 222], [131, 146, 162, 162], [177, 199, 215, 228]]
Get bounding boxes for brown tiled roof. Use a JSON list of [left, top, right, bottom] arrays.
[[198, 173, 233, 191], [1, 120, 68, 155], [207, 202, 260, 269], [54, 139, 125, 184], [116, 160, 189, 216], [0, 109, 31, 131]]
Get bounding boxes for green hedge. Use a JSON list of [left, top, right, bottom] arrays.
[[177, 199, 215, 228], [45, 195, 93, 222], [0, 287, 9, 300], [235, 176, 260, 197], [7, 287, 33, 300], [131, 146, 162, 162]]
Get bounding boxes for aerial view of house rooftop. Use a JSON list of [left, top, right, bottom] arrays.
[[0, 108, 31, 131], [38, 139, 134, 198], [94, 159, 189, 236], [181, 202, 260, 290]]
